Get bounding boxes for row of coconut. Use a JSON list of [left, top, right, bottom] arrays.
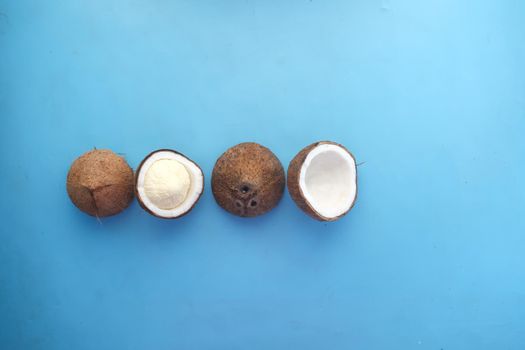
[[66, 141, 357, 222]]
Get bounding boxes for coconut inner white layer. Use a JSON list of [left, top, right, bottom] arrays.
[[299, 144, 356, 219], [137, 151, 203, 218], [144, 159, 190, 210]]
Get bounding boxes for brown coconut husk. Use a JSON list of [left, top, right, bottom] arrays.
[[66, 149, 134, 217], [211, 142, 285, 217]]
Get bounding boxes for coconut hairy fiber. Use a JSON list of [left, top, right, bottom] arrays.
[[67, 149, 134, 217], [212, 142, 285, 217]]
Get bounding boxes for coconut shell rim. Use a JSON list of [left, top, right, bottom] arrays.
[[288, 141, 358, 222], [135, 148, 205, 219]]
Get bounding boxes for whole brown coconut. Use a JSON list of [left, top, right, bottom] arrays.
[[212, 142, 285, 217], [66, 149, 134, 217]]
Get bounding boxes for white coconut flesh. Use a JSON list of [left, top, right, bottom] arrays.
[[137, 151, 203, 218], [299, 144, 357, 219]]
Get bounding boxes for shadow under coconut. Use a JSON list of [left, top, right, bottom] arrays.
[[214, 197, 286, 233], [214, 191, 354, 242], [136, 196, 211, 244], [68, 198, 139, 233], [283, 193, 358, 239]]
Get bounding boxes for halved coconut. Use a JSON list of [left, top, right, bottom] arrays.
[[287, 141, 357, 221], [135, 149, 204, 219]]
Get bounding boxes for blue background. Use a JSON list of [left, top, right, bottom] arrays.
[[1, 0, 524, 349]]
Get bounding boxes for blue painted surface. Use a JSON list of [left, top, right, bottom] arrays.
[[1, 1, 524, 349]]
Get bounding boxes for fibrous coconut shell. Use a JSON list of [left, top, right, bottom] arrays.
[[212, 142, 285, 217], [66, 149, 134, 217]]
